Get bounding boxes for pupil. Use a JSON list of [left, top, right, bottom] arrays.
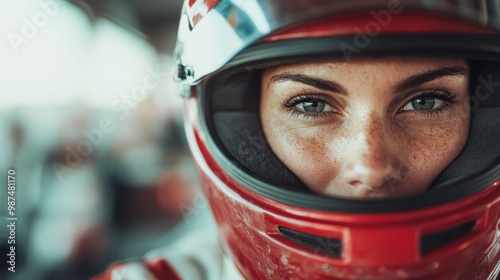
[[303, 100, 325, 113], [412, 97, 435, 110]]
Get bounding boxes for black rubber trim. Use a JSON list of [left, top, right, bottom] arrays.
[[199, 33, 500, 213], [420, 221, 476, 255], [278, 226, 342, 258], [226, 34, 500, 69]]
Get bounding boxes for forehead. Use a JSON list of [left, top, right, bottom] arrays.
[[263, 57, 469, 78]]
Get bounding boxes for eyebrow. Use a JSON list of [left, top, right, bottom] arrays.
[[394, 66, 469, 92], [270, 65, 469, 95], [269, 72, 347, 94]]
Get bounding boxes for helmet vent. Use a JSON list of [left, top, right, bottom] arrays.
[[420, 221, 476, 255], [277, 226, 342, 258]]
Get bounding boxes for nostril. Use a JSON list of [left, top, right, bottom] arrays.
[[346, 163, 403, 190], [349, 180, 362, 187], [348, 179, 383, 188], [348, 179, 386, 190]]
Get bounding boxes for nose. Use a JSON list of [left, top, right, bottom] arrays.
[[346, 157, 402, 189], [343, 119, 403, 190]]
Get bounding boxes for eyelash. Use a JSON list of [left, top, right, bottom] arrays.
[[281, 90, 459, 119], [402, 90, 459, 117], [281, 94, 335, 119]]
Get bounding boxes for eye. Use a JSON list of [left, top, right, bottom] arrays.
[[281, 95, 338, 119], [297, 99, 330, 113], [288, 97, 335, 114], [401, 97, 444, 111]]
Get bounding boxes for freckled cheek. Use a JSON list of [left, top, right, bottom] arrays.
[[266, 122, 337, 189], [403, 120, 468, 184]]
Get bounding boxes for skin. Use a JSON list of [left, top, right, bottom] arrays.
[[260, 57, 470, 200]]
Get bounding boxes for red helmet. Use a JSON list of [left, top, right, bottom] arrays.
[[175, 0, 500, 279]]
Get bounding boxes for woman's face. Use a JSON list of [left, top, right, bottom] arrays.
[[260, 57, 470, 199]]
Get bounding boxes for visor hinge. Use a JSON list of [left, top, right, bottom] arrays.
[[176, 63, 194, 82], [175, 62, 196, 98]]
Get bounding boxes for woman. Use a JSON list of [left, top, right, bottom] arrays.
[[260, 57, 471, 199], [97, 0, 500, 279]]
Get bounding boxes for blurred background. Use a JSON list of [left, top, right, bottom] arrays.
[[0, 1, 214, 279]]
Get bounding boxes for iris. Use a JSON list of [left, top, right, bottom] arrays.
[[301, 100, 325, 113], [411, 97, 436, 110]]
